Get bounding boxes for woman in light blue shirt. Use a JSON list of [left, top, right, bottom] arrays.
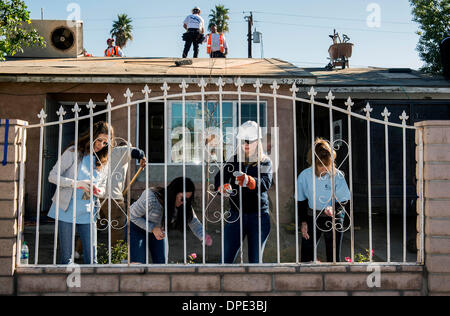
[[48, 121, 114, 264], [297, 138, 350, 262]]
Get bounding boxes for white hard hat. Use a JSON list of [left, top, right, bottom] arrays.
[[193, 6, 201, 11], [236, 121, 262, 142]]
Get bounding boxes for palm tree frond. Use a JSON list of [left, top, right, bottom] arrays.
[[208, 4, 230, 33], [110, 13, 134, 48]]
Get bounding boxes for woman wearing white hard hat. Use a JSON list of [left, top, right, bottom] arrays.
[[214, 121, 273, 263]]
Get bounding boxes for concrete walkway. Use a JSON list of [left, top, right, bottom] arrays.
[[23, 212, 417, 265]]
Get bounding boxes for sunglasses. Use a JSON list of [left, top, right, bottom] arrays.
[[243, 140, 257, 145], [96, 139, 109, 147]]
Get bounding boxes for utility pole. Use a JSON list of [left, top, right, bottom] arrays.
[[244, 12, 253, 58]]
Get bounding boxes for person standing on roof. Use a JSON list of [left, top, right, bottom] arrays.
[[204, 23, 228, 58], [104, 38, 123, 57], [182, 6, 205, 58]]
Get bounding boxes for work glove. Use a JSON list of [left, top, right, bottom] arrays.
[[75, 180, 91, 193], [217, 183, 233, 197], [76, 180, 101, 199], [233, 171, 256, 190], [324, 206, 334, 217]]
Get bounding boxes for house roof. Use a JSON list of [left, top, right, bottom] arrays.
[[0, 57, 316, 85], [1, 57, 448, 93], [305, 67, 450, 87]]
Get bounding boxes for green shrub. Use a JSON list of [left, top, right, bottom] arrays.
[[97, 240, 128, 264]]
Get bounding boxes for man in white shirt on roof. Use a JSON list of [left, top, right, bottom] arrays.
[[204, 23, 228, 58], [182, 6, 205, 58]]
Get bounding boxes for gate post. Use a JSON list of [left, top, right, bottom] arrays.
[[416, 120, 450, 296], [0, 119, 27, 295]]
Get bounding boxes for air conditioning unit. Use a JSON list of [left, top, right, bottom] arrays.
[[15, 20, 83, 58]]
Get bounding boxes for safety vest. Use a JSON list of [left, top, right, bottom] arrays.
[[207, 33, 225, 54], [105, 46, 118, 57]]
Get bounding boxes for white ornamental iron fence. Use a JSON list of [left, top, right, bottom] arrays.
[[16, 77, 424, 267]]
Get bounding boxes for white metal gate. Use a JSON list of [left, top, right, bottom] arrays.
[[16, 78, 424, 267]]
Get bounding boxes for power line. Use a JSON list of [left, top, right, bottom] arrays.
[[84, 21, 246, 32], [253, 11, 413, 25], [83, 15, 185, 22], [253, 20, 416, 35], [81, 11, 245, 23]]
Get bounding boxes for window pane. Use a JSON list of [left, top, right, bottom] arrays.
[[138, 102, 165, 163], [170, 102, 233, 163], [240, 103, 266, 127]]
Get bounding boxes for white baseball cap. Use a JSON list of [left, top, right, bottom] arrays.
[[193, 6, 201, 11], [236, 121, 263, 142]]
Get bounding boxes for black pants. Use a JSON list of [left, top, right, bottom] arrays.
[[183, 29, 200, 58], [210, 51, 226, 58], [301, 215, 344, 263]]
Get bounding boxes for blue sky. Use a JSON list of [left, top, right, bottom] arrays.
[[26, 0, 423, 69]]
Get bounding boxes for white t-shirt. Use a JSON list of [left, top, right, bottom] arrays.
[[204, 33, 228, 52], [183, 14, 204, 30]]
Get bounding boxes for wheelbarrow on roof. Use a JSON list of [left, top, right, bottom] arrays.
[[325, 30, 354, 70]]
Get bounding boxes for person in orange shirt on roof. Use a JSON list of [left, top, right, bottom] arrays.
[[204, 23, 228, 58], [104, 38, 123, 57]]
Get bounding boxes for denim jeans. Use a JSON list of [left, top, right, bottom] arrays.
[[128, 221, 165, 264], [58, 221, 96, 264], [301, 215, 344, 263], [224, 210, 271, 264]]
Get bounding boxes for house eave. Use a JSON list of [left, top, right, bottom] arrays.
[[0, 74, 317, 86], [296, 86, 450, 94]]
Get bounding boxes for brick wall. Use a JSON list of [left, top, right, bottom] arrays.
[[0, 120, 26, 295], [14, 265, 424, 296], [8, 120, 450, 296], [416, 121, 450, 296]]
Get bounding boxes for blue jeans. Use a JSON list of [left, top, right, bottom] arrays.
[[58, 221, 96, 264], [224, 210, 271, 264], [128, 222, 165, 264]]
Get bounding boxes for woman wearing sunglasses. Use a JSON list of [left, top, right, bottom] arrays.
[[215, 121, 273, 263]]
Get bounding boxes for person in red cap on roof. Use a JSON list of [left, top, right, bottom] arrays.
[[104, 38, 123, 57]]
